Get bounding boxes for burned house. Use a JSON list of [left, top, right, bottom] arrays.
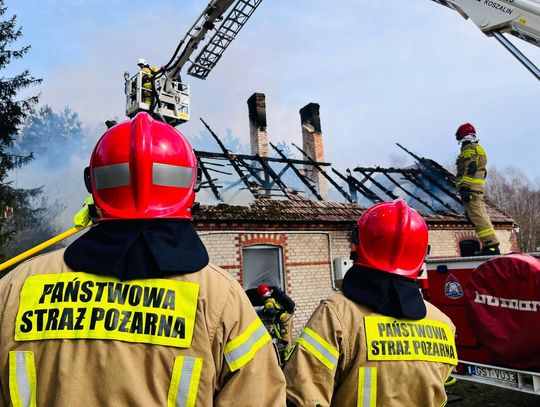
[[192, 93, 516, 335]]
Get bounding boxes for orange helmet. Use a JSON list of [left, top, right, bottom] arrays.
[[87, 112, 197, 221], [455, 122, 476, 141], [352, 200, 428, 279]]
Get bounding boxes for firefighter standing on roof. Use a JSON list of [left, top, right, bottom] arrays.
[[284, 200, 457, 407], [455, 123, 500, 255], [0, 113, 285, 406]]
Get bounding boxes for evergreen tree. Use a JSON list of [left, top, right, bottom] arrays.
[[0, 1, 43, 260], [14, 105, 85, 166]]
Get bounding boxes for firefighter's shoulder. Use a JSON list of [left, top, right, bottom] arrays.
[[317, 292, 373, 320], [425, 300, 456, 333], [458, 144, 477, 158], [1, 248, 68, 288], [176, 263, 245, 299]]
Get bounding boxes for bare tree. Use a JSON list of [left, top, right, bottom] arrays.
[[485, 167, 540, 252]]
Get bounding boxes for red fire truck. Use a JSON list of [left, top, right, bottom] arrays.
[[425, 253, 540, 394]]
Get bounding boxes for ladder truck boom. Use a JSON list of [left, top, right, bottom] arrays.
[[124, 0, 263, 126], [164, 0, 236, 80], [431, 0, 540, 80]]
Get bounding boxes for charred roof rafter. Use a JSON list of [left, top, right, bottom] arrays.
[[292, 143, 354, 203], [200, 118, 258, 196], [192, 119, 468, 218], [370, 169, 440, 214], [352, 165, 459, 214], [331, 168, 383, 204], [396, 143, 462, 205], [197, 158, 224, 202], [195, 118, 332, 201], [353, 168, 399, 201], [269, 142, 323, 201]]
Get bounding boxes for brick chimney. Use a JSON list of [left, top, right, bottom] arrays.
[[300, 103, 328, 199], [247, 93, 268, 157]]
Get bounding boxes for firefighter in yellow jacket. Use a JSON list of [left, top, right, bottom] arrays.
[[0, 112, 285, 406], [138, 58, 154, 106], [455, 123, 500, 255], [284, 200, 457, 407]]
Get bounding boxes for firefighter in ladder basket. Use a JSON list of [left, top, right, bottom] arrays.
[[137, 58, 154, 106]]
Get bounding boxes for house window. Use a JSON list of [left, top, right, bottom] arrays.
[[459, 239, 480, 257], [242, 245, 284, 305]]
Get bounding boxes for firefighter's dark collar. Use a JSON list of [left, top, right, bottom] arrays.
[[342, 265, 426, 320], [64, 220, 209, 280]]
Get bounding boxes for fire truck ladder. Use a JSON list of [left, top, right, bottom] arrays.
[[492, 31, 540, 81], [429, 0, 540, 82], [188, 0, 263, 79]]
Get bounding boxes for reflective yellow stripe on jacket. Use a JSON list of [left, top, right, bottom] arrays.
[[168, 356, 203, 407], [358, 367, 377, 407], [224, 318, 271, 371], [458, 144, 486, 159], [478, 228, 496, 238], [457, 176, 485, 186], [9, 351, 37, 407], [297, 327, 339, 370]]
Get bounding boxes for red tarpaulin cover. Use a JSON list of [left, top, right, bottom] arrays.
[[464, 253, 540, 369]]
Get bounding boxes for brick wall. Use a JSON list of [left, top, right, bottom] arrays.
[[198, 232, 241, 282], [429, 228, 516, 258], [197, 224, 515, 338], [197, 230, 338, 337], [286, 233, 335, 336]]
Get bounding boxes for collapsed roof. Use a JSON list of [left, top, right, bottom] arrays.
[[193, 119, 513, 226]]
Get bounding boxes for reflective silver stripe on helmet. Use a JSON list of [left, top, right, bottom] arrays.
[[93, 163, 131, 189], [9, 351, 36, 407], [153, 163, 193, 188]]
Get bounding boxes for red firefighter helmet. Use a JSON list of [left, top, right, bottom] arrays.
[[455, 122, 476, 141], [256, 284, 272, 299], [88, 112, 197, 220], [353, 199, 428, 279]]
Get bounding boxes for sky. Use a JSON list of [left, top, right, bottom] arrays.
[[5, 0, 540, 184]]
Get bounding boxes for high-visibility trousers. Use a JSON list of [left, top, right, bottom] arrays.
[[463, 192, 500, 246], [142, 81, 152, 106]]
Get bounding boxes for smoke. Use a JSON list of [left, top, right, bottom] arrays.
[[10, 102, 462, 251], [10, 109, 105, 238]]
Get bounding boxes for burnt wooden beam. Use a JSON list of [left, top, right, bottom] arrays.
[[198, 159, 223, 201], [195, 149, 331, 166], [354, 168, 399, 200], [200, 118, 258, 196], [270, 142, 323, 201], [292, 143, 354, 203], [331, 168, 382, 203]]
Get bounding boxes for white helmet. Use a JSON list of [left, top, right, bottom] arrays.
[[137, 58, 148, 67]]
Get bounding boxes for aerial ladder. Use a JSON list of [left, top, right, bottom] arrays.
[[124, 0, 263, 126], [0, 0, 264, 272], [431, 0, 540, 80]]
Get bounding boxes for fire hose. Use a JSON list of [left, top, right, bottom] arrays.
[[0, 197, 94, 273]]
